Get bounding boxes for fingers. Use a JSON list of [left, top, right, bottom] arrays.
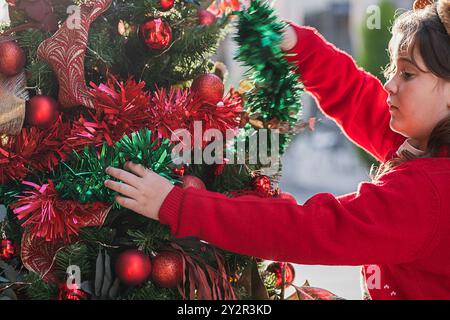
[[124, 161, 148, 178], [114, 195, 140, 212], [104, 179, 138, 199], [105, 166, 141, 188]]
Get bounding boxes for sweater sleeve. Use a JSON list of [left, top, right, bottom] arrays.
[[285, 23, 405, 162], [159, 163, 440, 266]]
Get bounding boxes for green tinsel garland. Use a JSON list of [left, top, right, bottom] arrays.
[[0, 130, 178, 206], [234, 0, 304, 126], [51, 129, 179, 205], [0, 130, 178, 207]]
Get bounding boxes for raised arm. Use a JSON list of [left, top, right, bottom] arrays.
[[283, 23, 405, 162], [159, 162, 439, 266]]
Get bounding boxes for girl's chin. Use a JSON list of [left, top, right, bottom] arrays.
[[389, 119, 405, 136]]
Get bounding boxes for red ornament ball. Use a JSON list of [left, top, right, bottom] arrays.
[[198, 9, 216, 26], [182, 175, 206, 190], [0, 239, 17, 260], [278, 192, 297, 204], [151, 252, 183, 288], [0, 40, 26, 77], [252, 175, 272, 196], [25, 95, 59, 129], [266, 262, 296, 288], [191, 73, 224, 105], [160, 0, 175, 11], [139, 17, 172, 51], [115, 249, 152, 287], [57, 283, 90, 300]]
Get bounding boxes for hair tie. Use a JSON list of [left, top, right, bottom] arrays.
[[413, 0, 435, 10]]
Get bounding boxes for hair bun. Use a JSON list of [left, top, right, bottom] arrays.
[[437, 0, 450, 35]]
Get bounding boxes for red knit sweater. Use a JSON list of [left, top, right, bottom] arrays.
[[159, 24, 450, 300]]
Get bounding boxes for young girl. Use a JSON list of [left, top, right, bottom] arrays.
[[104, 0, 450, 300]]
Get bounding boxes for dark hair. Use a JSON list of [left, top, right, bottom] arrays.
[[384, 4, 450, 80], [374, 4, 450, 180]]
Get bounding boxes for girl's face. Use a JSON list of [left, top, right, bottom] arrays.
[[384, 47, 450, 150]]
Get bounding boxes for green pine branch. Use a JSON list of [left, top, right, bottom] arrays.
[[23, 272, 58, 300], [127, 220, 172, 255], [55, 243, 93, 281], [124, 281, 180, 300]]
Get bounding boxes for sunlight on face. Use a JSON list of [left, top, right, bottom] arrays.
[[383, 46, 450, 150]]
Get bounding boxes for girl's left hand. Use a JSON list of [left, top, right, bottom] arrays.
[[104, 162, 174, 221]]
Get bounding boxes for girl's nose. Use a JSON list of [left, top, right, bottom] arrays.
[[383, 77, 397, 95]]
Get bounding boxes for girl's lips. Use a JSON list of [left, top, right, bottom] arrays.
[[388, 104, 399, 112], [387, 99, 398, 110]]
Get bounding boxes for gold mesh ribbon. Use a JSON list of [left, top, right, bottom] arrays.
[[0, 72, 27, 135], [0, 89, 26, 135]]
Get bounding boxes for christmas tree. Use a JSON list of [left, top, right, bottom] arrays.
[[0, 0, 337, 300]]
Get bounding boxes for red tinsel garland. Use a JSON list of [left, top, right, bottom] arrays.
[[147, 86, 191, 141], [72, 77, 243, 149], [1, 76, 242, 186], [148, 86, 243, 146], [10, 180, 109, 242], [186, 89, 243, 145], [0, 117, 71, 183], [67, 77, 152, 150], [90, 78, 151, 134], [65, 112, 112, 151]]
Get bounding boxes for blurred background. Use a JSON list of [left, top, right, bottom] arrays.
[[215, 0, 415, 299]]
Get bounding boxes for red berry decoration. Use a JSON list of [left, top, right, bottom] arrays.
[[278, 192, 297, 204], [0, 40, 26, 77], [151, 252, 183, 288], [139, 17, 172, 51], [191, 73, 224, 105], [172, 165, 186, 177], [182, 175, 206, 190], [115, 249, 152, 287], [160, 0, 175, 11], [266, 262, 296, 288], [252, 175, 272, 196], [25, 95, 59, 129], [57, 283, 90, 300], [0, 239, 17, 260], [198, 9, 216, 26]]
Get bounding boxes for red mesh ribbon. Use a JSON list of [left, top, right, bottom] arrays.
[[37, 0, 113, 109], [11, 180, 111, 282], [20, 204, 111, 283]]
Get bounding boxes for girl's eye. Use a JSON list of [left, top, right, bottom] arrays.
[[400, 71, 414, 80]]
